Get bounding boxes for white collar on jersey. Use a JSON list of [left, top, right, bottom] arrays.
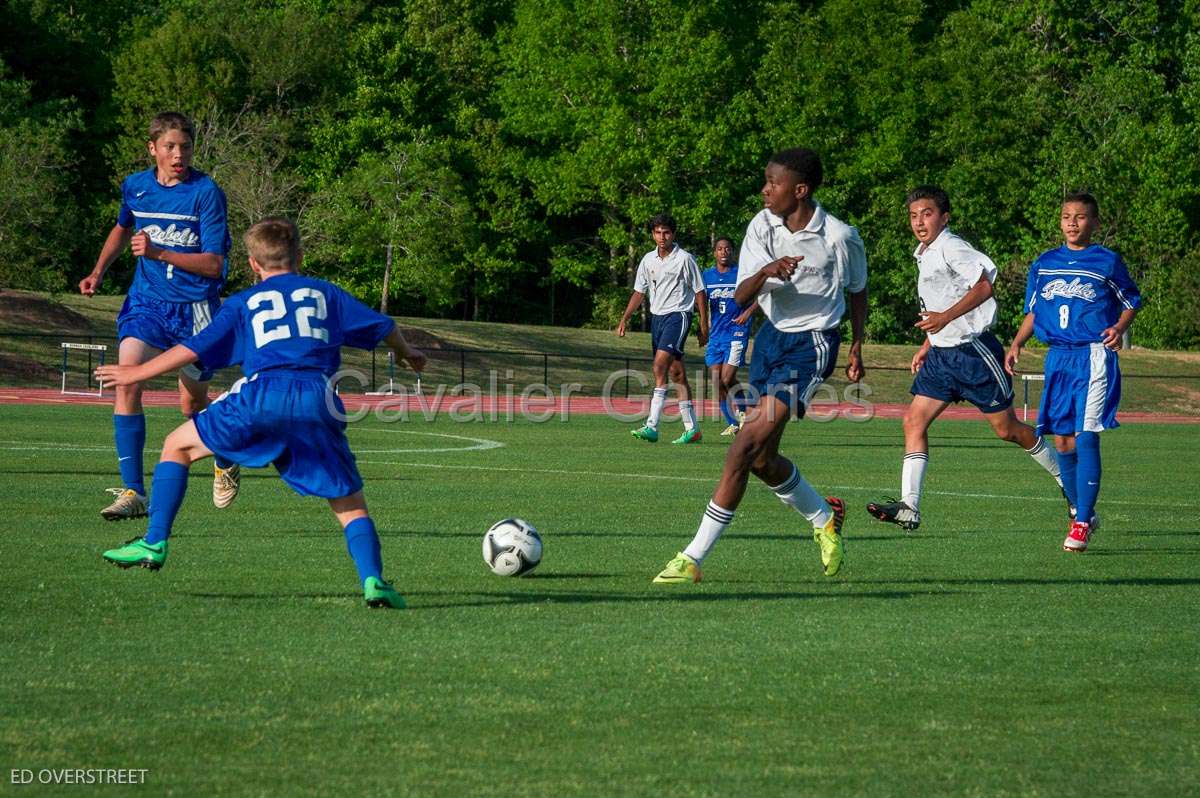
[[765, 201, 827, 236], [913, 226, 954, 258]]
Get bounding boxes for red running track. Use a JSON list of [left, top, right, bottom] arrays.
[[1, 386, 1197, 424]]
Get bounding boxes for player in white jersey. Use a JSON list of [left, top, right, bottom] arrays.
[[866, 186, 1063, 532], [616, 213, 710, 444], [653, 148, 867, 583]]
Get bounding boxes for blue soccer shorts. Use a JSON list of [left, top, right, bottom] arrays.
[[194, 372, 365, 499], [1037, 342, 1121, 436], [650, 311, 693, 359], [117, 292, 220, 381], [910, 331, 1013, 413], [705, 336, 747, 368], [746, 323, 839, 419]]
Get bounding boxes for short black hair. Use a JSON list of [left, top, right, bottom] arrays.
[[714, 236, 735, 250], [906, 185, 951, 215], [648, 213, 676, 233], [1063, 191, 1100, 218], [768, 148, 823, 191]]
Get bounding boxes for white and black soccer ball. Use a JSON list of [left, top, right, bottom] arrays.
[[482, 518, 542, 576]]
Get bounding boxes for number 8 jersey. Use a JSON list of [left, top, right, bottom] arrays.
[[185, 273, 395, 377], [1024, 244, 1141, 347]]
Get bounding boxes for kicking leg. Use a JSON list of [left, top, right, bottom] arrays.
[[330, 492, 404, 608], [984, 407, 1064, 492]]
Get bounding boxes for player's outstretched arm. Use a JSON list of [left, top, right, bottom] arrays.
[[1005, 313, 1037, 374], [80, 225, 134, 295], [95, 344, 200, 388], [616, 291, 645, 337], [130, 232, 224, 279], [846, 288, 868, 383], [1101, 308, 1139, 351], [382, 326, 426, 373], [915, 274, 993, 334]]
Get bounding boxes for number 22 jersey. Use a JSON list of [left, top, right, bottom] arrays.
[[185, 273, 395, 377], [1024, 244, 1141, 347]]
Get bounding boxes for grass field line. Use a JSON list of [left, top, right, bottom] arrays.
[[357, 457, 1194, 509]]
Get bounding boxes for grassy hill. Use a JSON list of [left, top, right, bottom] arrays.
[[2, 289, 1198, 414]]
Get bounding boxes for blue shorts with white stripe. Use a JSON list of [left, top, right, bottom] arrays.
[[747, 322, 839, 419], [117, 292, 221, 381], [650, 311, 693, 359], [1036, 342, 1121, 436], [911, 331, 1012, 413]]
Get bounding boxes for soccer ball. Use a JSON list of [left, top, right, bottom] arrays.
[[482, 518, 542, 576]]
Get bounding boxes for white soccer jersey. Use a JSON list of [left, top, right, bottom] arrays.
[[914, 228, 998, 347], [633, 244, 705, 316], [736, 204, 868, 333]]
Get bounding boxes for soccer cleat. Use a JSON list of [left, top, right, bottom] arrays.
[[720, 423, 739, 437], [865, 498, 921, 531], [631, 425, 659, 443], [671, 428, 702, 445], [100, 488, 148, 521], [103, 537, 167, 570], [814, 497, 846, 577], [363, 576, 406, 609], [1063, 520, 1094, 552], [212, 463, 241, 509], [652, 552, 701, 584]]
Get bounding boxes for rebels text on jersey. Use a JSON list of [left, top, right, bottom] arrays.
[[185, 273, 395, 378], [1025, 245, 1142, 347], [703, 266, 749, 342], [118, 168, 231, 303]]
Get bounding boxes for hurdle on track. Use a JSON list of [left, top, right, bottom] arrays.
[[1021, 373, 1045, 421], [61, 342, 108, 397], [366, 350, 423, 396]]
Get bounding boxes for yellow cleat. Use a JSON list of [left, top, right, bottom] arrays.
[[653, 552, 702, 584], [813, 496, 846, 577]]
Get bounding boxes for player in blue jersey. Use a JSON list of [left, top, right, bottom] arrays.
[[79, 112, 240, 521], [94, 217, 425, 608], [1006, 193, 1141, 553], [617, 213, 710, 444], [654, 148, 867, 584], [703, 237, 757, 436], [865, 186, 1064, 532]]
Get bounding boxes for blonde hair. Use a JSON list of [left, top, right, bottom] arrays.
[[244, 217, 301, 271]]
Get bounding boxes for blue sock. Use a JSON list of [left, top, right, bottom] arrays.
[[144, 461, 190, 545], [1055, 448, 1079, 511], [113, 414, 146, 495], [189, 413, 233, 469], [720, 394, 739, 427], [344, 517, 383, 585], [1075, 431, 1102, 523]]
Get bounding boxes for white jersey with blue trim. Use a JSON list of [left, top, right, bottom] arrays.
[[1025, 245, 1142, 347], [633, 244, 705, 316], [117, 168, 230, 303], [915, 228, 998, 347], [736, 204, 867, 333]]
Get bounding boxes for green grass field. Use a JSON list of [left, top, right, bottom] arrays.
[[1, 404, 1197, 795]]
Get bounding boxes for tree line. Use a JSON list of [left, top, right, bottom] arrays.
[[1, 0, 1197, 348]]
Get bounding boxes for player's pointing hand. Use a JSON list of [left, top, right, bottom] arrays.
[[763, 255, 802, 281]]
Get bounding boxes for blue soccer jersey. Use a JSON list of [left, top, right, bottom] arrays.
[[184, 273, 395, 377], [703, 266, 750, 342], [117, 168, 230, 302], [1024, 245, 1142, 347]]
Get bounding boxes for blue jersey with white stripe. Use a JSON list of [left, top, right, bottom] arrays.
[[703, 266, 750, 342], [1024, 245, 1141, 347], [117, 168, 230, 302], [185, 273, 395, 378]]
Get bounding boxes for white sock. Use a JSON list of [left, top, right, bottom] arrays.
[[770, 464, 830, 527], [679, 400, 696, 431], [1026, 436, 1062, 487], [901, 452, 928, 511], [683, 501, 734, 564], [647, 388, 667, 429]]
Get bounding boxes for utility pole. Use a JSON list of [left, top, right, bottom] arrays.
[[380, 242, 393, 314]]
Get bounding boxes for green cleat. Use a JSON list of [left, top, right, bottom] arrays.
[[631, 425, 659, 443], [103, 537, 167, 570], [813, 497, 846, 577], [671, 427, 702, 445], [653, 552, 701, 584], [364, 576, 406, 609]]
